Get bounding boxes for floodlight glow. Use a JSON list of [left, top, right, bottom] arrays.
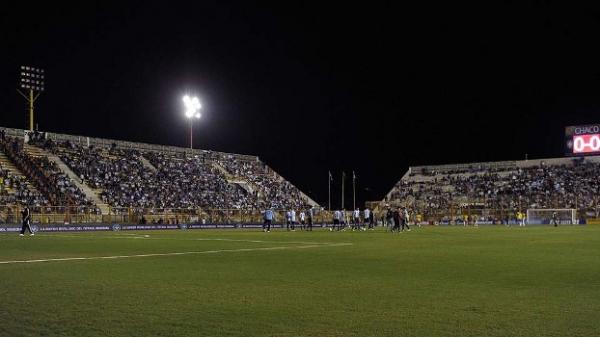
[[183, 95, 202, 119]]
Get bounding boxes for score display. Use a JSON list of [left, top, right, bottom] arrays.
[[565, 124, 600, 156]]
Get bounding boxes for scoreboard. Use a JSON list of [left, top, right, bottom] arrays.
[[565, 124, 600, 156]]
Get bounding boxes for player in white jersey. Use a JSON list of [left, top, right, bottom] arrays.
[[353, 208, 362, 231], [290, 209, 297, 231], [341, 210, 348, 230], [332, 210, 341, 231], [403, 208, 411, 231], [286, 210, 292, 231], [299, 210, 306, 230], [364, 208, 373, 229]]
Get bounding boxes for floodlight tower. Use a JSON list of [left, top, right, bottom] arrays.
[[17, 66, 45, 131], [183, 95, 202, 149]]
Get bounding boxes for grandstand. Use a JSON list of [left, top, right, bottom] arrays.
[[384, 156, 600, 224], [0, 126, 319, 224]]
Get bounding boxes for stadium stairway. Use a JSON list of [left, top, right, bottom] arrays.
[[212, 160, 319, 207], [211, 162, 255, 194], [264, 164, 319, 207], [139, 154, 157, 172], [211, 161, 234, 179], [23, 144, 45, 158], [45, 154, 110, 215], [231, 179, 254, 194], [34, 148, 111, 215], [0, 148, 40, 195]]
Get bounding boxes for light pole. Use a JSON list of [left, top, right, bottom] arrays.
[[17, 66, 45, 131], [183, 95, 202, 149]]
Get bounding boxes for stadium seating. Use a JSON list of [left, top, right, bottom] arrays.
[[0, 135, 92, 209], [215, 155, 307, 209], [0, 127, 315, 216], [385, 156, 600, 221]]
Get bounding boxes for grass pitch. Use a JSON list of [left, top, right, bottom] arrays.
[[1, 226, 599, 337]]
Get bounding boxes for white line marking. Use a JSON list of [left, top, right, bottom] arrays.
[[0, 243, 352, 265], [42, 234, 333, 245]]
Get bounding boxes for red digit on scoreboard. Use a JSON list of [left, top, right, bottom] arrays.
[[573, 134, 600, 153]]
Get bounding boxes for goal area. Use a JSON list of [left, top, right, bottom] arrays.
[[526, 209, 577, 225]]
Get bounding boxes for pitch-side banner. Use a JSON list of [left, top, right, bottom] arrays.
[[0, 223, 331, 232]]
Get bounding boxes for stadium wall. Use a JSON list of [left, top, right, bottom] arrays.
[[0, 126, 258, 161]]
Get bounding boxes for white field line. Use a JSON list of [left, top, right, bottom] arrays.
[[44, 234, 333, 246], [0, 242, 352, 265]]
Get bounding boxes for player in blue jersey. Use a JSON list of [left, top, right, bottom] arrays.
[[263, 208, 274, 232]]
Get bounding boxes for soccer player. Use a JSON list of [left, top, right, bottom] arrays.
[[386, 208, 394, 230], [516, 211, 525, 227], [299, 210, 306, 230], [551, 211, 558, 227], [290, 209, 297, 231], [20, 205, 34, 236], [332, 210, 341, 231], [286, 210, 292, 231], [306, 207, 313, 231], [263, 207, 274, 232], [364, 207, 372, 230], [403, 208, 411, 231], [353, 208, 361, 231], [392, 208, 401, 233]]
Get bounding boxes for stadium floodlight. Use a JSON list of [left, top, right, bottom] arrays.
[[183, 95, 202, 149], [17, 66, 45, 131]]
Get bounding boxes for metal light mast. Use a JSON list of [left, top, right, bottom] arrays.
[[17, 66, 45, 131]]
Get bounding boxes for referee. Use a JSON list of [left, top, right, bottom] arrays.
[[20, 205, 34, 236], [263, 207, 274, 232]]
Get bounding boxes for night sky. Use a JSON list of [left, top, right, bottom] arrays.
[[2, 2, 600, 207]]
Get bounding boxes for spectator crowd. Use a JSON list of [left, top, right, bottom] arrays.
[[21, 138, 313, 213], [1, 136, 93, 210], [388, 158, 600, 218]]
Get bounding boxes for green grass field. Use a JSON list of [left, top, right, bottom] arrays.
[[1, 226, 599, 337]]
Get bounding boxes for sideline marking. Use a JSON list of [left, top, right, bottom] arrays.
[[42, 234, 333, 245], [0, 242, 352, 265]]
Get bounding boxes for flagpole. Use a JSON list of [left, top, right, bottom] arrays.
[[328, 171, 331, 211], [341, 171, 345, 210], [353, 171, 356, 210]]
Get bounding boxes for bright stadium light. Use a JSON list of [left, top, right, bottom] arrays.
[[17, 65, 45, 131], [183, 95, 202, 149]]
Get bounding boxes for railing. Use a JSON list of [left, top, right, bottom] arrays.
[[0, 205, 103, 224], [0, 126, 258, 161], [1, 205, 376, 226], [381, 199, 600, 224], [410, 161, 518, 174], [3, 203, 595, 227], [104, 208, 352, 226], [405, 207, 591, 225]]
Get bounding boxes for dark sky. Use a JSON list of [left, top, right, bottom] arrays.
[[2, 2, 600, 208]]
